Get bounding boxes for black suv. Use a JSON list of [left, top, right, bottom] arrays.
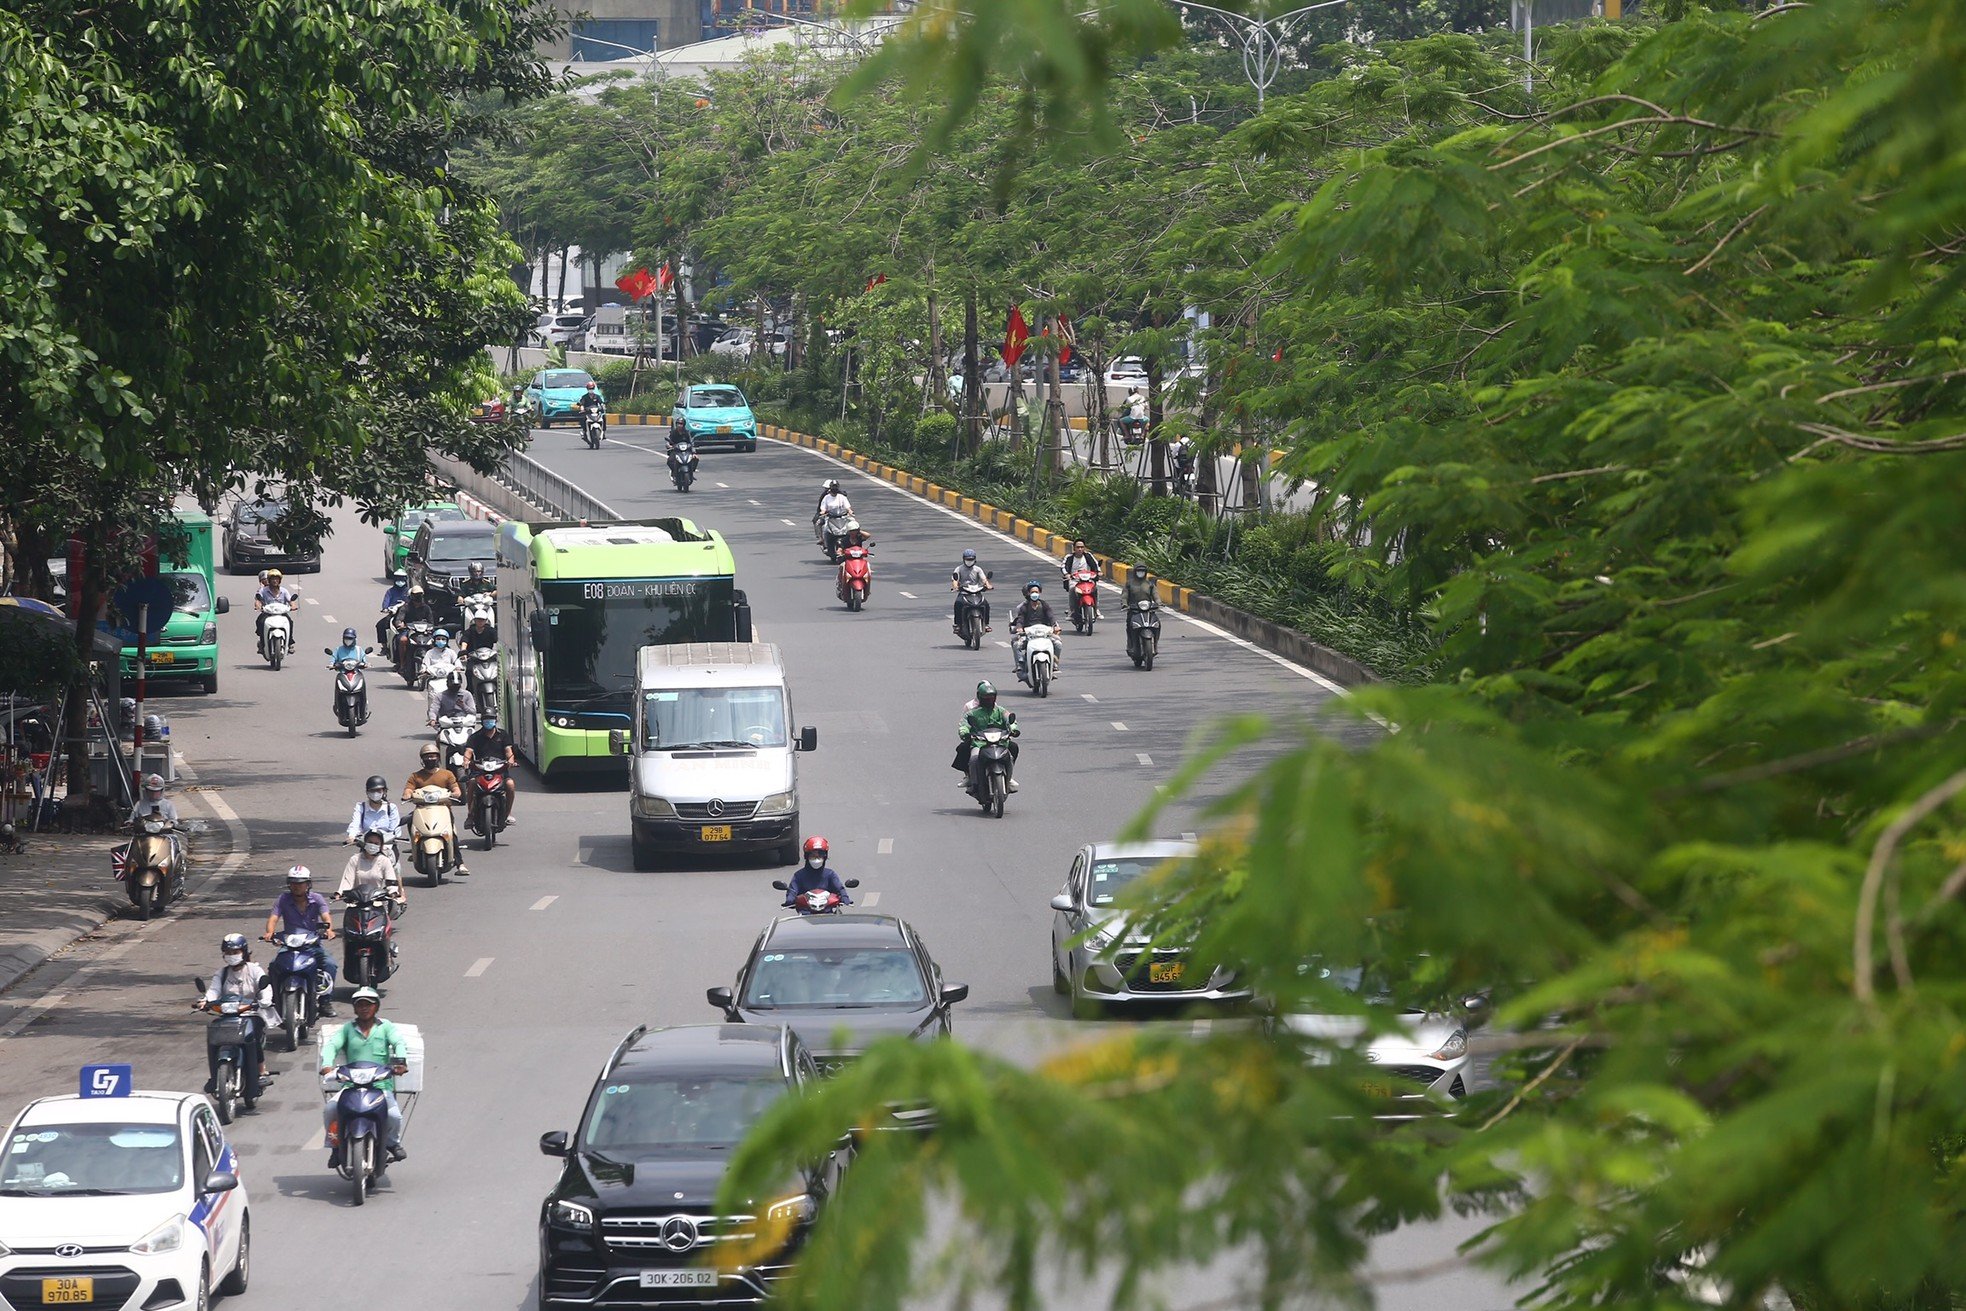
[[537, 1024, 842, 1308]]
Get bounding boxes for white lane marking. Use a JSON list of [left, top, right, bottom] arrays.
[[1080, 693, 1098, 703], [323, 614, 336, 624], [748, 499, 763, 507], [464, 957, 494, 978], [1181, 831, 1198, 842], [877, 838, 894, 855], [0, 994, 66, 1042], [780, 518, 796, 526], [899, 591, 917, 599], [608, 438, 662, 457], [1137, 753, 1154, 766], [1111, 721, 1129, 732], [995, 640, 1011, 649], [530, 896, 558, 911], [861, 891, 881, 907], [303, 1128, 325, 1151], [716, 481, 730, 488], [304, 597, 319, 605]]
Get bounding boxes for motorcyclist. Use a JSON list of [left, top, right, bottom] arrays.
[[1061, 540, 1103, 621], [318, 987, 409, 1165], [456, 560, 495, 600], [420, 629, 462, 717], [814, 480, 853, 549], [1122, 562, 1159, 609], [576, 381, 607, 439], [329, 627, 366, 667], [782, 836, 851, 908], [665, 428, 699, 479], [262, 865, 337, 1016], [1009, 580, 1060, 683], [128, 773, 180, 829], [1122, 387, 1148, 441], [1169, 435, 1198, 493], [376, 569, 410, 651], [252, 568, 299, 653], [460, 712, 518, 827], [199, 933, 273, 1103], [400, 584, 436, 628], [460, 610, 497, 656], [345, 776, 402, 849], [337, 827, 406, 909], [950, 548, 994, 634], [429, 671, 477, 731], [953, 680, 1019, 791], [402, 744, 465, 874]]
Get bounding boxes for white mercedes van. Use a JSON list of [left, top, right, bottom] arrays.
[[613, 643, 817, 870]]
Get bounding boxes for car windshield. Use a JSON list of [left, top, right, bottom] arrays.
[[642, 686, 787, 749], [1086, 857, 1176, 907], [0, 1122, 184, 1195], [688, 388, 745, 408], [162, 572, 211, 614], [1305, 959, 1455, 1013], [743, 948, 928, 1010], [543, 370, 593, 389], [427, 530, 497, 567], [238, 502, 285, 525], [583, 1074, 787, 1151]]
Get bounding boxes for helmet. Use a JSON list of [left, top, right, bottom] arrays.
[[1025, 579, 1042, 595], [265, 568, 283, 583], [468, 562, 484, 578], [802, 836, 829, 863], [419, 744, 440, 763], [470, 611, 489, 625], [286, 864, 313, 885], [141, 774, 164, 796], [584, 381, 597, 391], [221, 932, 248, 953], [350, 987, 382, 1005], [976, 680, 997, 709], [391, 568, 407, 583], [962, 549, 976, 562], [824, 479, 840, 492], [433, 629, 450, 644], [1132, 563, 1148, 579], [409, 584, 425, 596], [448, 672, 464, 692], [342, 626, 359, 644], [359, 828, 387, 852], [365, 774, 388, 796]]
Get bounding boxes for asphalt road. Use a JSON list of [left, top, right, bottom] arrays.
[[0, 430, 1508, 1309]]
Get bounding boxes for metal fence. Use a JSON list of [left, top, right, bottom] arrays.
[[427, 447, 620, 524]]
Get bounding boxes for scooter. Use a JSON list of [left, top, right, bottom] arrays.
[[668, 437, 699, 492], [465, 758, 509, 850], [418, 647, 462, 695], [267, 929, 326, 1052], [408, 784, 460, 886], [956, 580, 990, 650], [1068, 569, 1100, 634], [459, 595, 495, 628], [581, 409, 606, 449], [772, 877, 861, 915], [837, 542, 873, 612], [326, 1062, 395, 1206], [396, 620, 434, 686], [259, 598, 294, 670], [1019, 623, 1059, 698], [465, 647, 498, 709], [338, 884, 401, 989], [816, 509, 854, 563], [191, 982, 260, 1124], [965, 718, 1019, 819], [1127, 600, 1161, 670], [435, 712, 479, 775], [114, 812, 185, 921], [328, 647, 374, 736]]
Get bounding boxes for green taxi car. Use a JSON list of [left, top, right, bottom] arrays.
[[670, 382, 758, 452], [382, 500, 464, 575], [526, 368, 602, 428]]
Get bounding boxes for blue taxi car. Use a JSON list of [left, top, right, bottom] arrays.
[[670, 382, 759, 452], [526, 368, 602, 429]]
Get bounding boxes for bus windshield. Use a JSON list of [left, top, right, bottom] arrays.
[[541, 579, 734, 710]]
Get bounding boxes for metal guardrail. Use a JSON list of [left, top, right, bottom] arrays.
[[427, 446, 619, 523]]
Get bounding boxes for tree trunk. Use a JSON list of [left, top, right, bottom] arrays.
[[962, 288, 982, 456], [62, 556, 105, 802], [927, 280, 945, 418], [1146, 357, 1167, 495], [1045, 319, 1067, 480], [555, 246, 569, 311]]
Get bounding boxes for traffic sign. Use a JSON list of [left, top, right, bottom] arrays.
[[79, 1064, 133, 1098]]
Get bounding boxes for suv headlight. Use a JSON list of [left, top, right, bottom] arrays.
[[755, 791, 796, 816], [1430, 1029, 1469, 1061], [130, 1215, 185, 1254], [633, 795, 677, 819], [548, 1199, 596, 1231], [765, 1193, 815, 1225]]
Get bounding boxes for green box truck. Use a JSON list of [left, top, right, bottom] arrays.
[[118, 510, 228, 695]]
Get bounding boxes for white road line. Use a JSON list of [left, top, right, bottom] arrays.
[[608, 438, 661, 457], [304, 597, 319, 605], [995, 640, 1011, 649], [716, 481, 730, 488], [530, 895, 558, 911], [780, 518, 796, 526], [877, 838, 894, 855], [861, 891, 881, 907], [1137, 753, 1154, 766], [748, 499, 762, 507], [1080, 693, 1098, 703], [302, 1128, 325, 1152], [899, 591, 917, 599], [464, 957, 494, 978], [323, 614, 335, 624], [1111, 721, 1129, 732], [0, 994, 66, 1042]]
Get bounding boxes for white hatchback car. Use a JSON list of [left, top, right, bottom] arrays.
[[1276, 964, 1482, 1105], [0, 1089, 250, 1308]]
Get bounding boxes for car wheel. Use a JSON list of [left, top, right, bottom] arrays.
[[1051, 948, 1068, 996], [201, 673, 219, 695], [193, 1263, 210, 1311], [630, 823, 660, 872], [219, 1213, 250, 1294]]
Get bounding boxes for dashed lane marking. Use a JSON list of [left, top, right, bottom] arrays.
[[464, 957, 494, 978], [1111, 721, 1129, 732], [748, 499, 763, 507], [1137, 753, 1154, 766], [304, 597, 319, 605], [877, 838, 894, 855], [302, 1128, 324, 1152], [1080, 694, 1098, 703], [780, 518, 796, 526], [861, 891, 881, 907], [716, 481, 730, 488], [323, 614, 336, 625], [530, 896, 558, 910], [1181, 831, 1198, 842], [995, 640, 1011, 649], [899, 591, 917, 599]]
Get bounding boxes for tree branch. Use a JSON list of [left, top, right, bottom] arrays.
[[1671, 720, 1959, 796], [1684, 204, 1768, 276], [1854, 767, 1966, 1011], [1790, 423, 1966, 461]]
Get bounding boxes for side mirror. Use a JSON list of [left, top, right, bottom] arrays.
[[984, 569, 994, 580], [939, 983, 970, 1007], [1049, 894, 1074, 913], [201, 1171, 239, 1195], [214, 597, 230, 614], [771, 880, 789, 891], [1462, 995, 1489, 1014], [539, 1131, 570, 1158], [706, 985, 735, 1012], [1007, 712, 1018, 726], [798, 726, 818, 752], [323, 648, 333, 656], [383, 525, 398, 537], [530, 612, 550, 647], [364, 646, 375, 654], [844, 879, 860, 889], [608, 728, 631, 756]]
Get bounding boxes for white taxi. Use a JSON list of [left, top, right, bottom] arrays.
[[0, 1084, 249, 1308]]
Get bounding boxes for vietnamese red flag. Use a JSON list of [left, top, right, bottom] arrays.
[[865, 272, 887, 291], [1056, 313, 1075, 367], [614, 268, 657, 301], [656, 264, 675, 292], [1001, 305, 1030, 367]]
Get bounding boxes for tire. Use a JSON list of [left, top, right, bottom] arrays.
[[193, 1266, 210, 1311], [202, 672, 219, 695], [965, 616, 981, 651], [745, 443, 758, 453], [484, 808, 498, 851], [135, 882, 155, 922], [630, 823, 660, 872], [1052, 952, 1069, 995], [282, 993, 300, 1052], [989, 772, 1006, 819], [346, 713, 359, 738], [352, 955, 371, 989], [219, 1214, 250, 1295], [1034, 664, 1050, 698], [269, 636, 284, 671], [846, 588, 861, 613], [539, 415, 551, 429], [213, 1060, 237, 1124], [1143, 643, 1155, 672], [352, 1138, 371, 1206]]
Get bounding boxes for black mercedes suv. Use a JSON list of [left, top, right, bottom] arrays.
[[537, 1024, 843, 1309]]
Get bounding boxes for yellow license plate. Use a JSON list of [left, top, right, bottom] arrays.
[[700, 825, 732, 842], [716, 424, 732, 433], [1149, 961, 1185, 984], [43, 1277, 92, 1304], [147, 651, 176, 664]]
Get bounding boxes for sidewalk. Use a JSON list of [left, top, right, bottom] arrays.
[[0, 782, 231, 999]]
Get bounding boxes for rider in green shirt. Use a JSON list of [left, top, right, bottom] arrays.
[[318, 986, 409, 1163], [953, 681, 1020, 791]]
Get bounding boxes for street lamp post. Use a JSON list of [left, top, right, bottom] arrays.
[[1172, 0, 1351, 110]]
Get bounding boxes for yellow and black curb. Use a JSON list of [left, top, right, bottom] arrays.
[[607, 412, 1374, 688]]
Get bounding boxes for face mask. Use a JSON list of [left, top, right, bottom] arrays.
[[367, 790, 385, 803], [223, 952, 244, 966], [806, 856, 824, 870]]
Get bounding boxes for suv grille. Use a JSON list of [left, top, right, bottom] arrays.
[[603, 1212, 757, 1254], [674, 801, 759, 821]]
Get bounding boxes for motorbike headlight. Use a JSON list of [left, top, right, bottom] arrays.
[[1429, 1029, 1469, 1062], [129, 1214, 185, 1255], [634, 795, 677, 819], [755, 790, 796, 816], [764, 1192, 816, 1225], [201, 622, 218, 644], [548, 1199, 596, 1231]]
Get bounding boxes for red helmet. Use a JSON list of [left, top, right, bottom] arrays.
[[802, 836, 829, 861]]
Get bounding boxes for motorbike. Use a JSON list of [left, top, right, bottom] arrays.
[[259, 598, 294, 670], [816, 508, 855, 563], [771, 877, 861, 916], [1172, 452, 1198, 500], [668, 438, 699, 492], [1119, 416, 1148, 446], [418, 647, 462, 695], [1068, 569, 1100, 634], [965, 718, 1019, 819], [267, 929, 326, 1051], [328, 647, 374, 736], [408, 783, 460, 886], [338, 884, 401, 989], [435, 712, 479, 775], [837, 542, 873, 612], [581, 407, 606, 449], [396, 620, 434, 686], [1018, 623, 1060, 698], [192, 983, 260, 1124], [465, 758, 509, 849], [115, 812, 185, 921], [1127, 599, 1162, 670], [459, 594, 495, 626], [956, 580, 990, 650], [326, 1062, 395, 1206], [465, 647, 499, 709]]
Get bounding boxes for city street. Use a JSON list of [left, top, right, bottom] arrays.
[[0, 430, 1505, 1309]]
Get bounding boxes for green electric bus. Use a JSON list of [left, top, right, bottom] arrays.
[[495, 518, 751, 777]]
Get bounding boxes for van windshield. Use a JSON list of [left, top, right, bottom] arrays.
[[163, 572, 212, 614], [643, 686, 787, 749]]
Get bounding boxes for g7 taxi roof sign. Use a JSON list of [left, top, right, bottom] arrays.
[[80, 1064, 133, 1098]]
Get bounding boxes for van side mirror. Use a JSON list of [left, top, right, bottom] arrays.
[[706, 986, 735, 1012], [539, 1131, 570, 1158], [609, 728, 631, 756], [214, 597, 230, 614], [798, 726, 818, 752]]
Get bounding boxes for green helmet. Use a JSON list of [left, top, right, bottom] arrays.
[[975, 680, 997, 707]]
